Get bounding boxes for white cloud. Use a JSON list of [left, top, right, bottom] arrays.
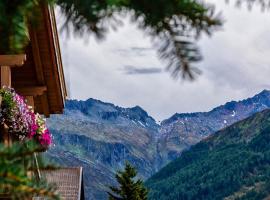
[[57, 2, 270, 121]]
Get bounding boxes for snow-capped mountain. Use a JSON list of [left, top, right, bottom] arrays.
[[159, 90, 270, 163], [46, 89, 270, 200]]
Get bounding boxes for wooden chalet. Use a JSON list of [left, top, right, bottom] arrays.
[[0, 5, 66, 116], [0, 4, 86, 200]]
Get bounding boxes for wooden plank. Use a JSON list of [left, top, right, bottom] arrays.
[[29, 28, 45, 84], [29, 26, 52, 116], [48, 6, 67, 99], [16, 86, 47, 97], [0, 55, 26, 66], [25, 96, 35, 109], [42, 6, 65, 112], [40, 94, 50, 117], [1, 66, 11, 87]]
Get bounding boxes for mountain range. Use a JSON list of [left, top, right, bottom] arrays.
[[46, 90, 270, 200], [146, 109, 270, 199]]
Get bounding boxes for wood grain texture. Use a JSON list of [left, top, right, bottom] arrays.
[[10, 5, 66, 116], [16, 86, 47, 96], [0, 55, 26, 66], [1, 66, 11, 87]]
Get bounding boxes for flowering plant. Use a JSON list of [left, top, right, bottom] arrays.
[[0, 87, 52, 149]]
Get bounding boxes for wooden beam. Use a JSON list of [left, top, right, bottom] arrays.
[[48, 6, 67, 99], [1, 66, 11, 87], [40, 94, 50, 117], [0, 55, 26, 66], [29, 28, 45, 84], [25, 96, 35, 109], [16, 86, 47, 97], [29, 26, 51, 116], [43, 6, 65, 109]]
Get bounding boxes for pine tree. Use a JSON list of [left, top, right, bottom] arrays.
[[108, 162, 148, 200], [0, 141, 59, 199]]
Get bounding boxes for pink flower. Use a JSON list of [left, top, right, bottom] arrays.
[[39, 130, 52, 146], [29, 124, 38, 138], [1, 87, 53, 149]]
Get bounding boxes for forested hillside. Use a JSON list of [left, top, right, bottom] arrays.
[[46, 90, 270, 199], [146, 109, 270, 200]]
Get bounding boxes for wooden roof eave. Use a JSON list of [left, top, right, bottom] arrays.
[[43, 5, 67, 107], [1, 5, 67, 116]]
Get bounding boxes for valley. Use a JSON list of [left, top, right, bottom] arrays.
[[46, 90, 270, 199]]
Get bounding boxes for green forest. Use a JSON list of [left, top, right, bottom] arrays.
[[146, 110, 270, 200]]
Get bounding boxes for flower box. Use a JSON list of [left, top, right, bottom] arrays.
[[0, 87, 52, 149]]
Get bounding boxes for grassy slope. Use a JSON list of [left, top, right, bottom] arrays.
[[146, 110, 270, 200]]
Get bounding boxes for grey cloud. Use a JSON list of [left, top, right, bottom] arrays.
[[115, 46, 153, 57], [130, 47, 153, 51], [121, 65, 163, 75], [59, 2, 270, 120]]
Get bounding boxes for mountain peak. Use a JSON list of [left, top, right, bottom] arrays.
[[162, 89, 270, 125], [128, 105, 158, 126], [159, 89, 270, 149], [49, 90, 270, 200], [132, 105, 143, 110], [63, 98, 159, 129], [259, 89, 270, 93], [130, 105, 147, 115], [85, 98, 115, 106], [255, 89, 270, 98]]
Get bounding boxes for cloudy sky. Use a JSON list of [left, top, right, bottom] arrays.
[[57, 1, 270, 121]]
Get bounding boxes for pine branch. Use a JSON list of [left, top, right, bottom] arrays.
[[57, 0, 222, 79], [0, 142, 59, 199]]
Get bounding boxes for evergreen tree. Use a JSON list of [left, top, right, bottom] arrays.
[[0, 0, 268, 78], [0, 141, 59, 199], [108, 162, 148, 200]]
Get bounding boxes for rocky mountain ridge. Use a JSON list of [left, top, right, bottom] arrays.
[[46, 89, 270, 200], [159, 89, 270, 163], [64, 99, 159, 131], [146, 109, 270, 199]]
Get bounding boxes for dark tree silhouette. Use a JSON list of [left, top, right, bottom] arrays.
[[108, 162, 148, 200]]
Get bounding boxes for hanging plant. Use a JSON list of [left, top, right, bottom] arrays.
[[0, 87, 52, 149], [0, 0, 55, 54], [0, 0, 222, 78]]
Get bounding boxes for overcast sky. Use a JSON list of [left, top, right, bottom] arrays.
[[57, 1, 270, 121]]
